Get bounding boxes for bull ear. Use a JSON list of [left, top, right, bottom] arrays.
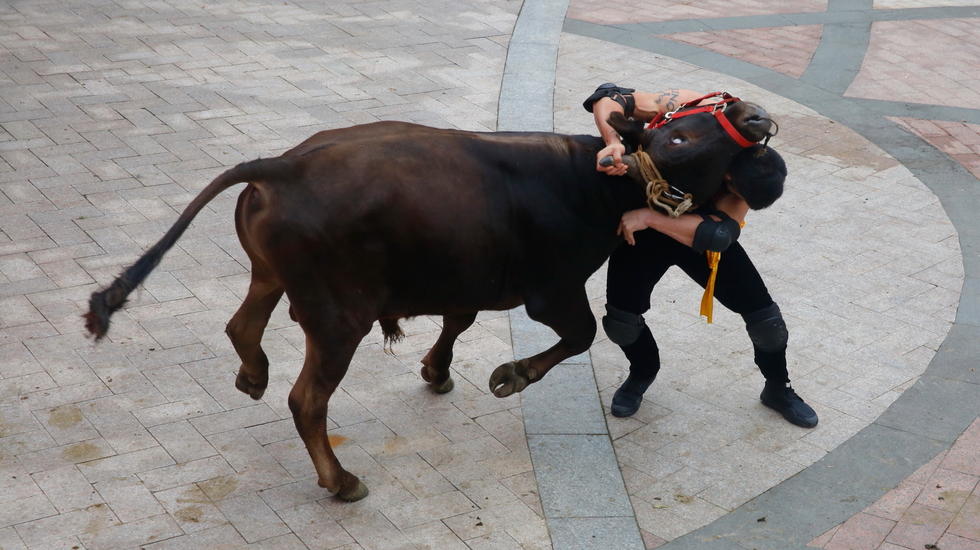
[[606, 112, 645, 148]]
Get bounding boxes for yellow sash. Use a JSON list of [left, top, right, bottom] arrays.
[[699, 221, 746, 324]]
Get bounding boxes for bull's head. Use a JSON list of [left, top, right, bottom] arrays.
[[608, 100, 773, 213]]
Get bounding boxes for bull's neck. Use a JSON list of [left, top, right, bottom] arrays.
[[514, 134, 647, 274], [565, 135, 649, 226]]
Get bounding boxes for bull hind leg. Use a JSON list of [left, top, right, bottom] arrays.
[[226, 263, 284, 400], [489, 288, 596, 397], [288, 303, 373, 501], [420, 312, 477, 394]]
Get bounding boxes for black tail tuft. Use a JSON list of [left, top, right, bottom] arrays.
[[380, 318, 404, 354], [84, 244, 169, 339], [84, 277, 133, 340]]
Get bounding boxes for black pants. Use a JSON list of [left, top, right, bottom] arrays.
[[606, 228, 790, 384]]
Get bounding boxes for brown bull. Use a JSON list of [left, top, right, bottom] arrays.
[[85, 103, 772, 501]]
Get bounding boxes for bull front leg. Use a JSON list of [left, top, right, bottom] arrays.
[[419, 312, 477, 393], [489, 288, 596, 397]]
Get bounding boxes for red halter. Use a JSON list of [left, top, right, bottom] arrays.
[[646, 92, 755, 148]]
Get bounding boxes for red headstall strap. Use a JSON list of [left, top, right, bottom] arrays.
[[646, 91, 755, 148]]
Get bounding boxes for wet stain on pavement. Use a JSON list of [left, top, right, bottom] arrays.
[[174, 505, 203, 523], [198, 475, 239, 500], [62, 441, 100, 461], [48, 406, 83, 429]]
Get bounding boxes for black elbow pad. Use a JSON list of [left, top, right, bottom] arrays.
[[583, 83, 636, 117], [691, 211, 741, 253]]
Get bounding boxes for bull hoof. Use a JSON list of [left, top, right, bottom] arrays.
[[420, 366, 454, 394], [489, 360, 535, 398], [433, 377, 454, 394], [335, 479, 369, 502], [235, 371, 267, 400]]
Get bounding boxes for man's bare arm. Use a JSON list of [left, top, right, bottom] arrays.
[[630, 89, 701, 122], [591, 88, 703, 175], [593, 97, 628, 175], [618, 191, 749, 247]]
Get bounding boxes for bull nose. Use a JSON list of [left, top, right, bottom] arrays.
[[737, 103, 773, 143]]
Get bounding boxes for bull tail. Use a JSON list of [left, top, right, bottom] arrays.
[[85, 157, 297, 340]]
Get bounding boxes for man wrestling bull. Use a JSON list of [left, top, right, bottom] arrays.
[[585, 84, 818, 428]]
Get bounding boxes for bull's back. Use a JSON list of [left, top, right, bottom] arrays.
[[257, 125, 581, 315]]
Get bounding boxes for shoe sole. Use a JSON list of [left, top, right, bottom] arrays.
[[610, 406, 639, 418]]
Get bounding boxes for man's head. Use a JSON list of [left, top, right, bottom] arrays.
[[727, 144, 786, 210]]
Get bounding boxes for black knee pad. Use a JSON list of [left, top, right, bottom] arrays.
[[602, 304, 646, 346], [743, 303, 788, 352]]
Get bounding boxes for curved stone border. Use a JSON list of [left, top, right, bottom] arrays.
[[498, 1, 645, 548], [563, 3, 980, 549]]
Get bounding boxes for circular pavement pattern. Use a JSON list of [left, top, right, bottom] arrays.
[[1, 1, 979, 549], [556, 31, 963, 544]]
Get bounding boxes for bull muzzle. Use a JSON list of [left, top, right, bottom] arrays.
[[727, 101, 773, 143]]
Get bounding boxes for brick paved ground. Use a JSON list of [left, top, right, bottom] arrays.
[[567, 0, 826, 25], [555, 31, 963, 545], [846, 18, 980, 108], [874, 0, 978, 8], [661, 25, 823, 78], [0, 1, 556, 549], [808, 418, 980, 550], [889, 118, 980, 180]]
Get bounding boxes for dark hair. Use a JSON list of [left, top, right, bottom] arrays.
[[728, 144, 786, 210]]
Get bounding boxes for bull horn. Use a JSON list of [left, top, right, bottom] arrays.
[[599, 153, 644, 182]]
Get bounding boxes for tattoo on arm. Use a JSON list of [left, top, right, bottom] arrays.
[[655, 89, 681, 112]]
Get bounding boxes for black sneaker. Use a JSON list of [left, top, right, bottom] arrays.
[[760, 382, 818, 428], [611, 374, 655, 417]]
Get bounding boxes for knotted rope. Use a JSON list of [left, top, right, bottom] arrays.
[[635, 148, 693, 218]]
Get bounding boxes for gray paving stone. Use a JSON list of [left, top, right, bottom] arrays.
[[13, 503, 118, 548], [874, 375, 980, 444], [548, 517, 643, 550], [956, 276, 980, 327], [78, 513, 183, 550], [138, 455, 234, 492], [0, 528, 26, 550], [528, 434, 632, 518], [800, 23, 871, 94], [78, 446, 175, 484], [94, 475, 165, 523], [31, 465, 104, 514], [522, 365, 607, 435], [926, 323, 980, 386], [0, 493, 57, 530], [382, 491, 480, 530], [510, 0, 569, 47], [217, 493, 291, 544]]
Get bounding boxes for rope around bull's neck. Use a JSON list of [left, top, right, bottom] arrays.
[[636, 148, 693, 217]]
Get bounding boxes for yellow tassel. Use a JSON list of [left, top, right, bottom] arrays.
[[700, 251, 721, 323], [698, 222, 743, 323]]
